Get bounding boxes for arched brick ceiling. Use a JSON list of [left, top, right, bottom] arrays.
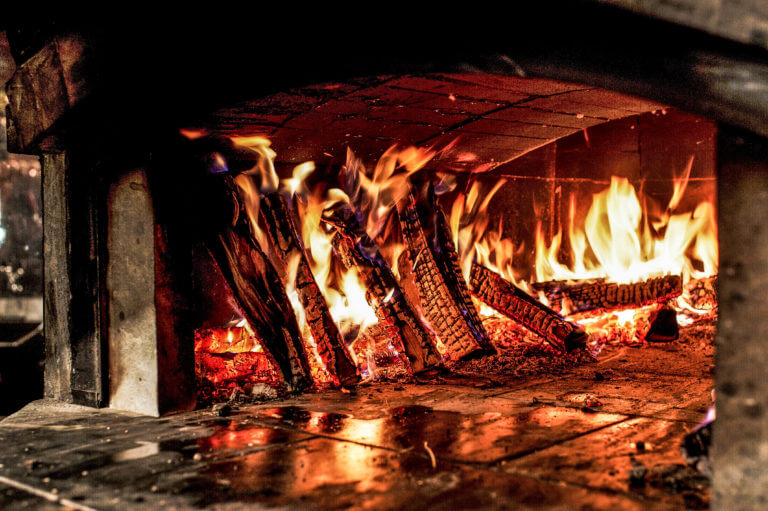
[[197, 73, 667, 172]]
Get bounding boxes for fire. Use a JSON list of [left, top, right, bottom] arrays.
[[343, 145, 438, 241], [229, 136, 279, 192], [295, 144, 449, 373], [450, 159, 718, 289], [297, 187, 378, 347], [192, 131, 718, 391], [534, 163, 717, 285], [223, 137, 446, 380], [450, 179, 512, 284], [446, 155, 718, 353], [283, 161, 315, 196], [194, 323, 263, 354]]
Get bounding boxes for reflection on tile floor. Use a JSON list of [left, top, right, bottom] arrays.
[[0, 345, 712, 510]]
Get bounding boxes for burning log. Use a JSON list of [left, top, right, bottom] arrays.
[[430, 187, 494, 352], [398, 185, 494, 359], [323, 204, 442, 373], [203, 174, 313, 391], [469, 262, 587, 352], [259, 192, 360, 386], [530, 274, 683, 314]]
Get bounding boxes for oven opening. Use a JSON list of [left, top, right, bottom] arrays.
[[10, 7, 754, 503], [168, 75, 716, 410]]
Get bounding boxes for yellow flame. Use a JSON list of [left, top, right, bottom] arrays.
[[233, 174, 271, 251], [282, 161, 316, 196], [298, 187, 378, 345], [290, 144, 448, 359], [450, 179, 518, 284], [449, 159, 717, 305], [230, 136, 279, 192], [534, 173, 717, 284], [345, 145, 437, 240]]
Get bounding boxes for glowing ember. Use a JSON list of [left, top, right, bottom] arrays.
[[194, 324, 262, 354]]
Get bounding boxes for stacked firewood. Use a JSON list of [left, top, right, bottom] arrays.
[[191, 137, 689, 391], [192, 146, 585, 388]]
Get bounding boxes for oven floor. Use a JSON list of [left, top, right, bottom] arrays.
[[0, 339, 713, 510]]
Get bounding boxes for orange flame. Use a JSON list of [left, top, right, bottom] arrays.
[[194, 322, 263, 354], [230, 136, 279, 192], [344, 145, 438, 241], [197, 133, 717, 381], [450, 179, 512, 284]]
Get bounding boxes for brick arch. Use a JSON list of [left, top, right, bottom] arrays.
[[197, 73, 666, 172]]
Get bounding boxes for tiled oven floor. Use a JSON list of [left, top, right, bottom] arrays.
[[0, 341, 713, 510]]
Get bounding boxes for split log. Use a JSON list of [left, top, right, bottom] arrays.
[[469, 262, 587, 352], [323, 204, 442, 373], [203, 175, 313, 391], [429, 186, 494, 353], [397, 249, 423, 315], [398, 186, 494, 359], [259, 192, 360, 386], [530, 274, 683, 314]]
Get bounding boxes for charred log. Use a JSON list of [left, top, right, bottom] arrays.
[[323, 204, 442, 373], [397, 249, 423, 314], [429, 186, 495, 353], [259, 192, 360, 386], [203, 175, 313, 391], [398, 186, 494, 359], [469, 262, 587, 352], [531, 274, 683, 314]]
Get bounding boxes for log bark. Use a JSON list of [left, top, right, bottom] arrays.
[[259, 192, 360, 386], [430, 188, 494, 349], [469, 262, 587, 352], [684, 275, 717, 310], [530, 274, 683, 314], [204, 175, 313, 391], [323, 204, 442, 373], [398, 187, 494, 359]]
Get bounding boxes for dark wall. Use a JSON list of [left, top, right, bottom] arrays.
[[4, 1, 768, 158]]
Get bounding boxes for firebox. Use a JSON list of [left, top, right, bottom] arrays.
[[158, 77, 715, 406], [2, 4, 768, 509], [75, 74, 716, 416]]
